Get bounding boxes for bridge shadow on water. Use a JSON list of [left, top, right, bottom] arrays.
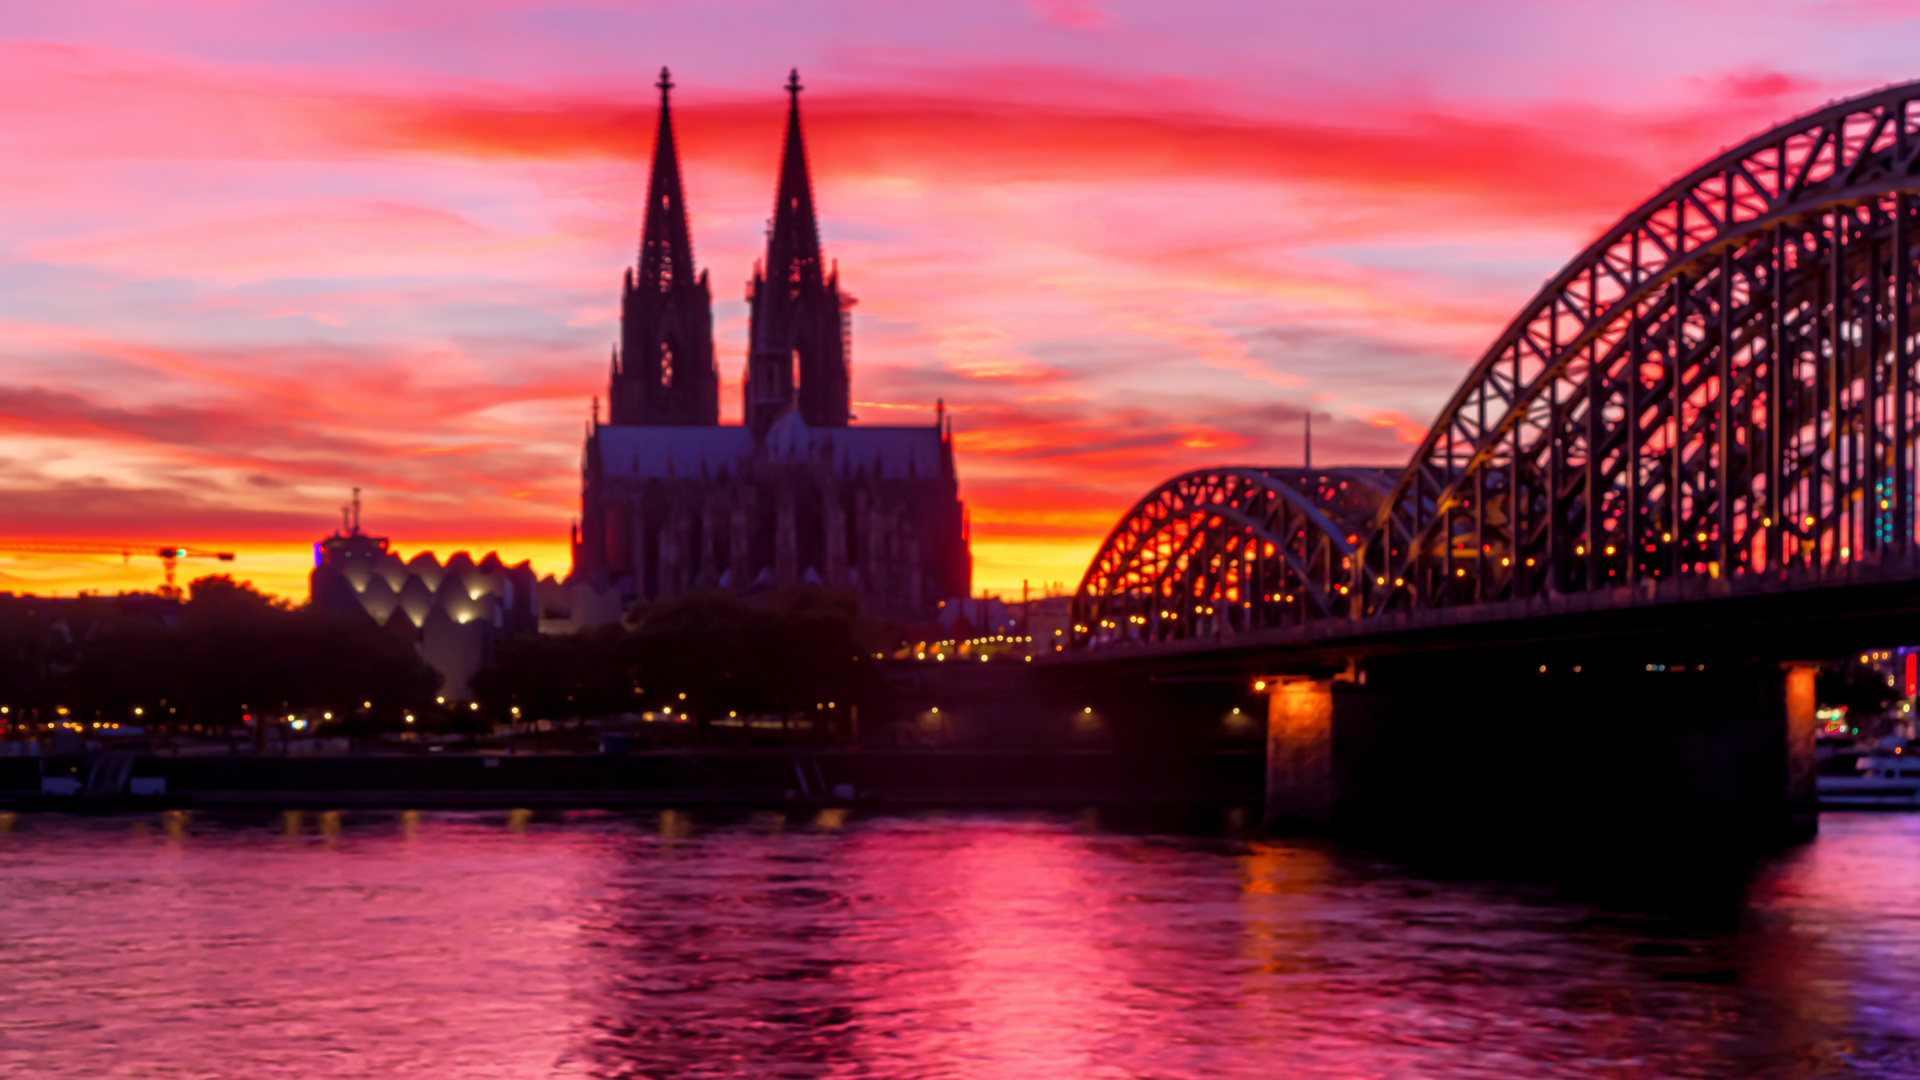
[[1069, 799, 1779, 922]]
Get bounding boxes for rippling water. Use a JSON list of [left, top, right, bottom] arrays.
[[3, 807, 1919, 1078]]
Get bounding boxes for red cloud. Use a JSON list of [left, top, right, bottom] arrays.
[[0, 43, 1751, 228], [0, 41, 1881, 599]]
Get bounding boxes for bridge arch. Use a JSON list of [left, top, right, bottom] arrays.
[[1072, 467, 1392, 648], [1361, 81, 1920, 614], [1074, 80, 1920, 650]]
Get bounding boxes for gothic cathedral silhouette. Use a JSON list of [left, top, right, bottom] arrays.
[[572, 70, 971, 621]]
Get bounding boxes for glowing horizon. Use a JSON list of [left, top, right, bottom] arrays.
[[1, 2, 1915, 602]]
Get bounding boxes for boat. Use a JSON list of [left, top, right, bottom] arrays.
[[1818, 737, 1920, 808]]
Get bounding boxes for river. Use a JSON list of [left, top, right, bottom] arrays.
[[2, 807, 1917, 1078]]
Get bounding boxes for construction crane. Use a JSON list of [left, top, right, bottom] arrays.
[[0, 541, 236, 596]]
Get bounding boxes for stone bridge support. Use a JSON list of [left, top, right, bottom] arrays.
[[1263, 678, 1335, 828], [1260, 656, 1821, 855]]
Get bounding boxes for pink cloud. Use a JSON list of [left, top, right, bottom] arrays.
[[1026, 0, 1108, 29], [0, 17, 1903, 598]]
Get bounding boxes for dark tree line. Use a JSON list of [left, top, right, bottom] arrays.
[[0, 576, 438, 732], [1, 579, 896, 743], [471, 586, 892, 734]]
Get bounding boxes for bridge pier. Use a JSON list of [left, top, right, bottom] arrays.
[[1784, 663, 1819, 840], [1263, 678, 1334, 828], [1259, 655, 1820, 857]]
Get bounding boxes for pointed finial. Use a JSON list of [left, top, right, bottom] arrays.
[[658, 67, 673, 99], [787, 69, 803, 104]]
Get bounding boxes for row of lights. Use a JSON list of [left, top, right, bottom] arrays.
[[1148, 524, 1819, 602], [913, 635, 1036, 661]]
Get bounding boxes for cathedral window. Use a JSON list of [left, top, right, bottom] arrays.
[[655, 198, 675, 292]]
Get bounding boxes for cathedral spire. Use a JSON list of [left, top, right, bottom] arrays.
[[611, 65, 719, 427], [745, 70, 848, 434], [636, 67, 695, 294], [766, 69, 823, 292]]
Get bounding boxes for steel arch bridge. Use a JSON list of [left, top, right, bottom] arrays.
[[1075, 80, 1920, 652], [1074, 467, 1395, 644]]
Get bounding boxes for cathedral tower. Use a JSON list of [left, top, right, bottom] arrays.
[[610, 68, 719, 426], [744, 70, 852, 436], [573, 70, 968, 621]]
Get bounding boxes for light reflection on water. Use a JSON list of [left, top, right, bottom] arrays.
[[1, 809, 1918, 1078]]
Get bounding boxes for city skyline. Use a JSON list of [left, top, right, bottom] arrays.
[[1, 1, 1916, 599]]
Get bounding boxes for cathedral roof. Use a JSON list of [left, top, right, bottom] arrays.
[[765, 407, 810, 456], [597, 425, 754, 479], [820, 426, 947, 479], [596, 421, 947, 480]]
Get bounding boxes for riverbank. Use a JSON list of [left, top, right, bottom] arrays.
[[0, 748, 1263, 812]]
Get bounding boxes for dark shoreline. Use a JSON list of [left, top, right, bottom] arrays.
[[0, 748, 1264, 813]]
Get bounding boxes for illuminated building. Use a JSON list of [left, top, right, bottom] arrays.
[[571, 70, 970, 620], [310, 503, 538, 701]]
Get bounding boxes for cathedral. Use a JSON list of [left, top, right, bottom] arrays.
[[571, 71, 971, 620]]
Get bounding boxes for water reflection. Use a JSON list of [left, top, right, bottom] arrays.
[[847, 820, 1127, 1075], [0, 811, 1917, 1077], [658, 808, 693, 842]]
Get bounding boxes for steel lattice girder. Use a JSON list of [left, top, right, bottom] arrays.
[[1074, 80, 1920, 652], [1071, 468, 1391, 648], [1356, 81, 1920, 615]]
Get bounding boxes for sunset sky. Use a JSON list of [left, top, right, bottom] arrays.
[[1, 0, 1917, 599]]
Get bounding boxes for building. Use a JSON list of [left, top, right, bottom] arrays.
[[572, 70, 970, 621], [1020, 595, 1074, 657], [310, 497, 538, 701]]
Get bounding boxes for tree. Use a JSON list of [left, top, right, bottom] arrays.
[[471, 624, 629, 722], [0, 578, 438, 737], [471, 587, 884, 740]]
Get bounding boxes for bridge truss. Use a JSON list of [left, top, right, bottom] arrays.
[[1074, 468, 1393, 645], [1075, 81, 1920, 650]]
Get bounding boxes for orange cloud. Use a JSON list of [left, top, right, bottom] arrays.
[[0, 34, 1881, 601]]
